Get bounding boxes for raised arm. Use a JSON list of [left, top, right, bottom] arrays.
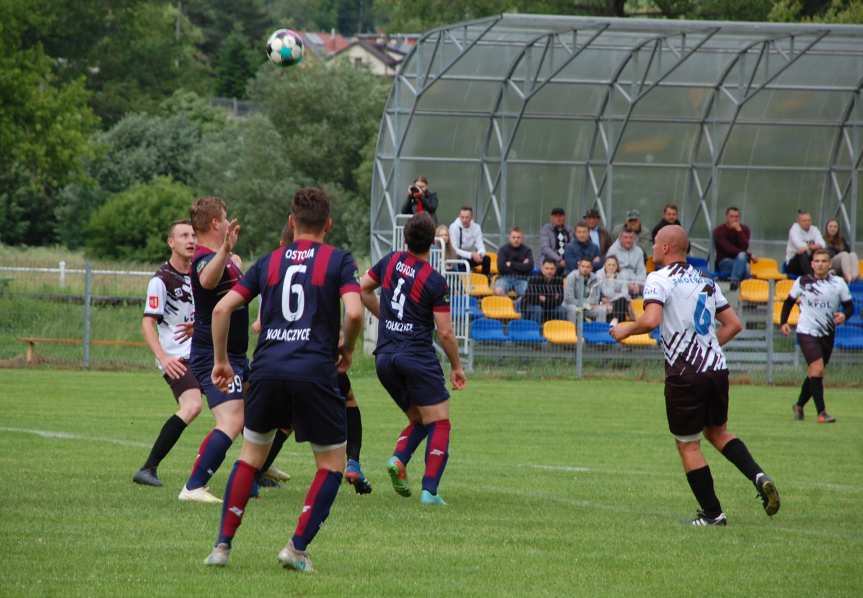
[[210, 289, 247, 390], [200, 219, 240, 290]]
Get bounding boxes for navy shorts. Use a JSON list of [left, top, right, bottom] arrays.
[[244, 377, 346, 447], [189, 353, 249, 409], [375, 352, 449, 412], [337, 372, 352, 400]]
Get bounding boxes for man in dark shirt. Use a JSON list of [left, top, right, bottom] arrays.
[[712, 207, 754, 290], [524, 259, 566, 323], [651, 203, 682, 242], [204, 187, 363, 571], [563, 221, 601, 273], [494, 227, 534, 299]]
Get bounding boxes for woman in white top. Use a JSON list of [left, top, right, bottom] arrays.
[[823, 218, 859, 283], [594, 255, 635, 325]]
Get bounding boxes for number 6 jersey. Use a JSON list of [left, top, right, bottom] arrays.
[[232, 240, 360, 382], [368, 251, 450, 356], [643, 262, 730, 376]]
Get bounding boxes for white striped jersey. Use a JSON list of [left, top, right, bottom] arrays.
[[643, 262, 730, 376], [143, 262, 194, 368], [788, 274, 852, 337]]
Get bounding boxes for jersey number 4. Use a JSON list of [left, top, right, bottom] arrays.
[[282, 265, 306, 322], [391, 277, 406, 320], [693, 293, 712, 335]]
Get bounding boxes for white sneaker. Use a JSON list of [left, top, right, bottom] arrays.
[[204, 543, 230, 566], [277, 540, 314, 573], [264, 466, 291, 482], [178, 485, 223, 504]]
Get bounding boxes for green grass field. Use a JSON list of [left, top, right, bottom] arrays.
[[1, 370, 861, 597]]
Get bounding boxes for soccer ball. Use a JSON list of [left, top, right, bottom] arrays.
[[266, 29, 304, 67]]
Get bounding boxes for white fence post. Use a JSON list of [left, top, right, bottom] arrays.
[[59, 260, 66, 288]]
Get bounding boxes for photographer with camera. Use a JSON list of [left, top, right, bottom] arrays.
[[401, 176, 439, 224]]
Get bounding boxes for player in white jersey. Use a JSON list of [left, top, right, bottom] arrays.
[[133, 220, 202, 487], [611, 225, 780, 526], [780, 249, 854, 423]]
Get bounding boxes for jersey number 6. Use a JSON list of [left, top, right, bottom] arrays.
[[693, 293, 712, 335], [282, 265, 307, 322]]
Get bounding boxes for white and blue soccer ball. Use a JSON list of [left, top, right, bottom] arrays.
[[266, 29, 304, 67]]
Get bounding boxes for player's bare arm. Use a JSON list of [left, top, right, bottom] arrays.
[[715, 306, 743, 346], [611, 302, 662, 342], [359, 273, 381, 318], [433, 310, 466, 390], [338, 292, 363, 373], [200, 218, 240, 290], [141, 316, 187, 379], [210, 289, 247, 391]]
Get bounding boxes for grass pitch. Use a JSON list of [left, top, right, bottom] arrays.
[[0, 369, 861, 597]]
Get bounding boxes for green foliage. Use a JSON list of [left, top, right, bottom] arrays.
[[157, 89, 227, 135], [185, 0, 274, 59], [85, 177, 194, 262], [54, 182, 110, 249], [769, 0, 863, 22], [214, 29, 263, 99], [269, 0, 376, 35]]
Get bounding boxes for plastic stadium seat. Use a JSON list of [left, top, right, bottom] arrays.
[[739, 279, 769, 303], [646, 255, 655, 273], [542, 320, 577, 345], [581, 321, 615, 345], [751, 257, 787, 281], [466, 273, 492, 297], [630, 298, 644, 319], [508, 319, 546, 344], [835, 325, 863, 350], [481, 296, 521, 320], [621, 333, 657, 347], [473, 252, 498, 275], [850, 280, 863, 294], [468, 297, 483, 319], [774, 279, 794, 302], [858, 259, 863, 279], [772, 301, 799, 326], [686, 256, 716, 277], [470, 318, 509, 342]]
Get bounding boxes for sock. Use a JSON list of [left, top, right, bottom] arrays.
[[143, 414, 187, 471], [186, 429, 232, 490], [810, 377, 826, 413], [797, 377, 811, 407], [259, 429, 288, 475], [393, 422, 428, 465], [685, 466, 722, 518], [292, 469, 343, 551], [720, 438, 764, 483], [346, 406, 362, 462], [217, 460, 258, 547], [421, 419, 451, 495]]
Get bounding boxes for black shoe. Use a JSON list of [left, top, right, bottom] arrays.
[[792, 403, 804, 421], [257, 476, 281, 488], [133, 467, 162, 487], [755, 473, 780, 516], [690, 510, 727, 526]]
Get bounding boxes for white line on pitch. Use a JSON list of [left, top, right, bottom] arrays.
[[0, 426, 150, 448]]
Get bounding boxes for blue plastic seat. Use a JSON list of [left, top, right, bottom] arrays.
[[581, 321, 615, 345], [507, 319, 546, 344], [468, 296, 483, 320], [470, 318, 509, 342], [849, 280, 863, 294], [686, 256, 717, 278]]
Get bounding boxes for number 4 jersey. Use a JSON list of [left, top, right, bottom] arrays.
[[643, 261, 730, 376], [232, 240, 360, 383], [368, 251, 450, 356]]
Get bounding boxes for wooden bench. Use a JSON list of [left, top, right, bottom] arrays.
[[18, 337, 147, 365]]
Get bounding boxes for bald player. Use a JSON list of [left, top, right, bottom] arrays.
[[611, 225, 780, 526]]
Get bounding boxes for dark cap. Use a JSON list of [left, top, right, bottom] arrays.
[[550, 207, 565, 216], [584, 208, 600, 218]]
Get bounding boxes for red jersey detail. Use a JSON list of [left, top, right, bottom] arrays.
[[149, 295, 159, 309], [266, 248, 284, 287], [311, 244, 334, 286], [382, 251, 402, 290], [410, 262, 432, 303]]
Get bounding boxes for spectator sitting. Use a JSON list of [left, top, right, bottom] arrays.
[[612, 209, 652, 257], [595, 255, 635, 326], [584, 208, 613, 257], [494, 227, 534, 298], [400, 175, 438, 223], [712, 206, 754, 291], [651, 203, 681, 242], [785, 210, 825, 277], [606, 228, 646, 297], [823, 218, 860, 283], [434, 224, 458, 266], [449, 206, 491, 276], [523, 259, 566, 323], [563, 220, 600, 274], [563, 257, 600, 323], [539, 207, 574, 275]]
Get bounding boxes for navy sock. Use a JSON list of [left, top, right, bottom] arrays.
[[810, 377, 826, 413], [346, 406, 362, 462], [685, 466, 722, 518], [143, 414, 187, 470], [393, 422, 428, 465], [186, 429, 232, 490], [292, 469, 342, 551], [721, 438, 763, 483], [421, 419, 451, 495]]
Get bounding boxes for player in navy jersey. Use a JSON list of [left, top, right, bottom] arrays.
[[133, 220, 200, 487], [204, 188, 363, 572], [612, 225, 779, 526], [360, 213, 466, 506], [780, 249, 854, 423]]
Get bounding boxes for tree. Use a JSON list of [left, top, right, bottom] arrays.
[[770, 0, 863, 22], [86, 177, 195, 262], [214, 28, 263, 98]]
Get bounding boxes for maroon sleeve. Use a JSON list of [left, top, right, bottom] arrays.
[[739, 225, 751, 252], [712, 225, 739, 257]]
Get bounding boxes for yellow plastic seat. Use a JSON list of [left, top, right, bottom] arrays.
[[859, 259, 863, 276], [773, 301, 800, 326], [775, 279, 794, 302], [473, 252, 498, 275], [630, 298, 644, 319], [543, 320, 577, 345], [621, 333, 657, 347], [646, 255, 655, 273], [466, 272, 492, 297], [739, 279, 769, 303], [751, 257, 787, 281], [481, 296, 521, 320]]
